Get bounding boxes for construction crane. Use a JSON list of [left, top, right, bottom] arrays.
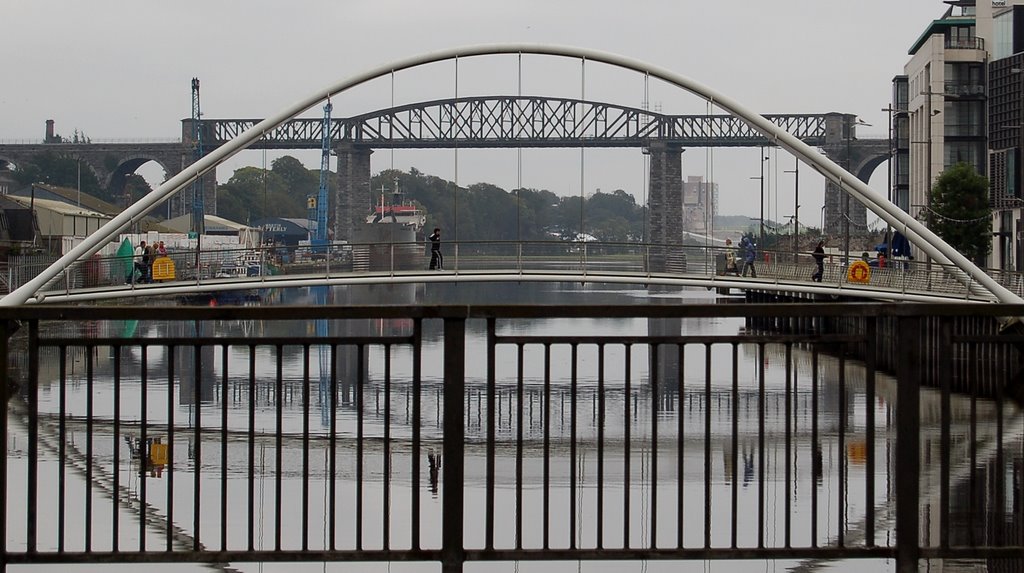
[[307, 99, 332, 252], [190, 77, 205, 236]]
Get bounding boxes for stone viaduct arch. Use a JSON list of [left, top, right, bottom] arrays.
[[822, 136, 891, 236], [0, 141, 201, 210], [3, 44, 1015, 306]]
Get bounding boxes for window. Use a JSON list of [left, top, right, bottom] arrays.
[[944, 141, 986, 173]]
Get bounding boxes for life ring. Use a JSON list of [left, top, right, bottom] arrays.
[[847, 260, 871, 284]]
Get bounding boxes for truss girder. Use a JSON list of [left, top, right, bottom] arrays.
[[202, 97, 829, 150]]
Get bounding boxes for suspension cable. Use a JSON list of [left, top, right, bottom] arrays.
[[517, 53, 523, 246], [579, 57, 586, 248], [642, 73, 649, 244], [454, 56, 459, 251], [390, 69, 396, 173]]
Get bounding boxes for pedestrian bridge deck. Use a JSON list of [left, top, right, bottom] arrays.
[[9, 241, 1019, 304]]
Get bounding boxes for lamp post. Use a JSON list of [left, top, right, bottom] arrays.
[[784, 158, 799, 261], [844, 116, 871, 266], [881, 105, 906, 255], [751, 148, 770, 249], [918, 90, 946, 226]]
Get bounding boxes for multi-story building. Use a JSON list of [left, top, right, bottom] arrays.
[[899, 0, 988, 251], [987, 2, 1024, 270], [681, 175, 718, 237], [897, 0, 1024, 270]]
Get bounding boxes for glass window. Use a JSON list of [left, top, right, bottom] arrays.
[[944, 100, 985, 137], [1010, 150, 1020, 198], [993, 11, 1014, 60], [944, 141, 986, 173]]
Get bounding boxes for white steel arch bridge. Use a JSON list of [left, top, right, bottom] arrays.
[[1, 44, 1020, 307], [12, 238, 1024, 305]]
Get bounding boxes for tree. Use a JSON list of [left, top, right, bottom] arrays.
[[929, 162, 992, 265], [11, 151, 105, 201], [272, 155, 318, 194], [217, 166, 302, 223]]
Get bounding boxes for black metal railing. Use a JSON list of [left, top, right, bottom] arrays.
[[0, 303, 1022, 572]]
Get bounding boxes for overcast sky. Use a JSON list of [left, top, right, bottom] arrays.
[[4, 0, 944, 225]]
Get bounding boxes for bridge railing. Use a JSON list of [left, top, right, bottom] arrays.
[[9, 240, 1022, 302], [0, 303, 1021, 571]]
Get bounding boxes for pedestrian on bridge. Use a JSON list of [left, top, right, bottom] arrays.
[[133, 240, 152, 284], [724, 238, 739, 275], [428, 227, 443, 270], [740, 236, 757, 278], [812, 240, 825, 282]]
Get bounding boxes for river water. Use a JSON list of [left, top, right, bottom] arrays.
[[4, 282, 1020, 572]]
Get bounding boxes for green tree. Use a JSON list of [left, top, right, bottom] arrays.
[[272, 155, 319, 195], [217, 166, 303, 223], [929, 162, 992, 265], [11, 151, 106, 201], [123, 174, 153, 208]]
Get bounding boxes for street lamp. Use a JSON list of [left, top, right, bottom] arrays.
[[751, 149, 770, 249], [784, 212, 800, 262], [844, 116, 871, 266], [784, 158, 799, 261], [881, 105, 908, 255]]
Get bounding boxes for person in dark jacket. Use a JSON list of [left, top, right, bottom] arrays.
[[811, 240, 825, 282], [428, 228, 443, 270], [740, 236, 757, 278]]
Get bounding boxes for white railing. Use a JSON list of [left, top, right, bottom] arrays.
[[8, 240, 1021, 303]]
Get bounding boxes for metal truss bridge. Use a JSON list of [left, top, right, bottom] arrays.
[[196, 96, 841, 149]]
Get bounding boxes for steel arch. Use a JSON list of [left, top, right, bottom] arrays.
[[3, 44, 1019, 306]]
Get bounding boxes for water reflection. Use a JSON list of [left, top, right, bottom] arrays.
[[9, 282, 1023, 572]]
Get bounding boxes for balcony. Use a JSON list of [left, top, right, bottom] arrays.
[[945, 37, 985, 51], [943, 81, 985, 97]]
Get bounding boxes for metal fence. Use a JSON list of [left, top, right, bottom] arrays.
[[0, 303, 1022, 572], [8, 241, 1024, 303]]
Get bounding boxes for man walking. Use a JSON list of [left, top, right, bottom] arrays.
[[428, 227, 443, 270], [811, 240, 825, 282], [740, 236, 757, 278]]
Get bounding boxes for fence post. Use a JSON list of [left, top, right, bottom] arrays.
[[442, 316, 466, 573], [895, 315, 921, 573], [0, 319, 8, 572]]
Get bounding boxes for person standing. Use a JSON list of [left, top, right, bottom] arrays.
[[724, 238, 738, 275], [133, 240, 147, 284], [141, 242, 154, 283], [740, 236, 757, 278], [428, 227, 443, 270], [811, 240, 825, 282]]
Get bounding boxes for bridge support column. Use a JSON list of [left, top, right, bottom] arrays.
[[647, 142, 685, 273], [823, 178, 868, 238], [335, 142, 373, 244], [821, 114, 886, 239]]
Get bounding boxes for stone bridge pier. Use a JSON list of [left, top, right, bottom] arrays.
[[820, 114, 890, 239], [334, 142, 373, 244], [647, 141, 686, 272]]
